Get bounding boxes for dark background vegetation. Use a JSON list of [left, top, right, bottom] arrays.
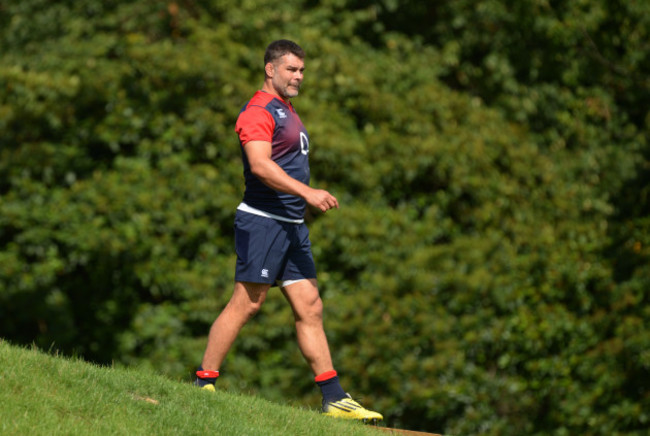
[[1, 1, 648, 434]]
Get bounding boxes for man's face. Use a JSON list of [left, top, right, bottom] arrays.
[[269, 53, 304, 99]]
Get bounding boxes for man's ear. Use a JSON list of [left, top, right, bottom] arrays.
[[265, 62, 274, 78]]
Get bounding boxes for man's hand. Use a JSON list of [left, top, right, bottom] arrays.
[[305, 188, 339, 212]]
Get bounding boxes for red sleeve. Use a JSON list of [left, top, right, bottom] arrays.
[[235, 106, 275, 146]]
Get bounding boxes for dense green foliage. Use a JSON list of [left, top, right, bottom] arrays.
[[1, 1, 648, 434]]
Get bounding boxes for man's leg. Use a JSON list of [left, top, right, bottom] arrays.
[[280, 278, 334, 375], [201, 281, 271, 371], [281, 278, 383, 421]]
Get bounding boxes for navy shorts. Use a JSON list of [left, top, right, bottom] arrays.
[[234, 210, 317, 285]]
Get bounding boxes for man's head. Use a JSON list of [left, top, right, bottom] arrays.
[[264, 39, 305, 67], [263, 40, 305, 100]]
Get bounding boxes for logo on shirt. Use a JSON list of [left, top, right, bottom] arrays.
[[261, 269, 269, 278], [275, 108, 287, 119], [300, 132, 309, 155]]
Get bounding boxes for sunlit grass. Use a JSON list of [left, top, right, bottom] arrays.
[[0, 340, 379, 436]]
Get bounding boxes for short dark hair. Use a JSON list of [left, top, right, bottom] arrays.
[[264, 40, 305, 65]]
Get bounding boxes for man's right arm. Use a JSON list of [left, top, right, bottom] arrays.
[[244, 140, 339, 213]]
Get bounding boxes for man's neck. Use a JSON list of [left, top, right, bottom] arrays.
[[261, 81, 290, 104]]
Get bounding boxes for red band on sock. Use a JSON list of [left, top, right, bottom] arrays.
[[315, 370, 337, 382], [196, 370, 220, 379]]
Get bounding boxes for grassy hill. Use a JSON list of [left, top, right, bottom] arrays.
[[0, 340, 381, 435]]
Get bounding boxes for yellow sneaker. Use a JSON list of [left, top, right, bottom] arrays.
[[322, 394, 383, 423], [201, 384, 216, 392]]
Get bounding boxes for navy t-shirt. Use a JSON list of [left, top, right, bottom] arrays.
[[235, 91, 310, 220]]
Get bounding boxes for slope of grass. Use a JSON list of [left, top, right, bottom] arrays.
[[0, 340, 380, 435]]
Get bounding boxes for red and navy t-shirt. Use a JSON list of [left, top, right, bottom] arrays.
[[235, 90, 310, 220]]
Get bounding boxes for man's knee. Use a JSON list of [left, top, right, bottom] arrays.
[[230, 282, 268, 319], [302, 295, 324, 322], [245, 299, 265, 318]]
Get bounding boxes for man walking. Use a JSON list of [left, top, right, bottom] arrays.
[[194, 40, 382, 422]]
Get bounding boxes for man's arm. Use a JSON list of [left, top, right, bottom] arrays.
[[244, 140, 339, 212]]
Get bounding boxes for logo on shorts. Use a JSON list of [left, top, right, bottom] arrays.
[[261, 269, 269, 278]]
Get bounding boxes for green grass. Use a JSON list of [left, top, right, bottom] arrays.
[[0, 340, 381, 436]]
